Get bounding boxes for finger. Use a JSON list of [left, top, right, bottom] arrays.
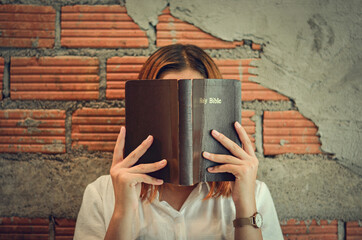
[[234, 122, 255, 157], [132, 173, 164, 186], [129, 159, 167, 174], [207, 163, 241, 176], [203, 151, 241, 165], [112, 126, 126, 167], [211, 129, 249, 160], [121, 135, 153, 168]]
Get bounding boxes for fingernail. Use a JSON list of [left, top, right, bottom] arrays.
[[146, 135, 152, 141], [208, 167, 214, 171], [156, 179, 163, 183], [159, 159, 167, 165], [235, 121, 241, 128], [212, 130, 220, 137], [203, 152, 210, 158]]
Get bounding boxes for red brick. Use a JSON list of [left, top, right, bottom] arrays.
[[242, 110, 256, 150], [346, 221, 362, 240], [106, 57, 288, 101], [263, 111, 322, 155], [281, 219, 338, 240], [72, 108, 125, 151], [252, 43, 262, 50], [106, 56, 148, 99], [0, 109, 66, 153], [0, 58, 3, 100], [157, 8, 244, 49], [0, 217, 49, 240], [213, 59, 289, 101], [61, 5, 148, 48], [71, 108, 253, 152], [0, 5, 55, 48], [10, 57, 99, 100], [54, 218, 75, 240]]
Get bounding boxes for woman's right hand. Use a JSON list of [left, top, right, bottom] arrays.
[[110, 126, 167, 213]]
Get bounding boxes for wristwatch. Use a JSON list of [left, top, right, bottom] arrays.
[[233, 212, 263, 228]]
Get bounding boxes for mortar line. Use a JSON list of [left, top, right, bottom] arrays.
[[3, 56, 10, 99], [65, 108, 73, 153], [254, 112, 264, 155], [49, 215, 55, 240], [54, 6, 61, 49], [99, 57, 107, 101], [338, 220, 346, 240]]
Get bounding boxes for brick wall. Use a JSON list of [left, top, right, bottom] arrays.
[[0, 3, 360, 240]]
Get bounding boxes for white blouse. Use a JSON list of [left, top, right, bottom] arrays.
[[74, 175, 283, 240]]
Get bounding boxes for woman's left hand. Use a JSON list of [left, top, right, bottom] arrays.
[[202, 121, 259, 218]]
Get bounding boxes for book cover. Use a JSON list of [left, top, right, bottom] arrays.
[[125, 79, 241, 186]]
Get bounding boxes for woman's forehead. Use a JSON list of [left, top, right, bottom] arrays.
[[159, 68, 204, 80]]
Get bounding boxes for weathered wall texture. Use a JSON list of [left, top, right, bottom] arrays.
[[0, 0, 361, 239], [126, 0, 362, 175]]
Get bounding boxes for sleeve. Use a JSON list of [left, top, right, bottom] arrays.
[[73, 183, 106, 240], [256, 182, 284, 240]]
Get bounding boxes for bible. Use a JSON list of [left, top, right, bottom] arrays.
[[125, 79, 241, 186]]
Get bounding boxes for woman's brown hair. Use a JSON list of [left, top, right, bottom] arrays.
[[137, 44, 232, 202]]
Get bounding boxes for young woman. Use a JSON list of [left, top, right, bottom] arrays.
[[74, 44, 283, 240]]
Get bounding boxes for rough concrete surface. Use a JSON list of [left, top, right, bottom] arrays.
[[258, 154, 362, 221], [126, 0, 362, 174], [0, 153, 112, 219], [1, 153, 360, 220]]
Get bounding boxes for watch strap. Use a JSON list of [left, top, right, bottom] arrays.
[[233, 212, 262, 228], [233, 217, 253, 227]]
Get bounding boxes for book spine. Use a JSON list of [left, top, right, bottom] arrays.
[[178, 80, 193, 186]]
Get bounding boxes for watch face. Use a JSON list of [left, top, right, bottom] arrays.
[[255, 213, 263, 228]]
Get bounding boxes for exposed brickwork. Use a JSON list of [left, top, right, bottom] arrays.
[[214, 59, 289, 101], [0, 58, 3, 100], [106, 56, 148, 99], [72, 108, 125, 151], [0, 217, 347, 239], [0, 217, 49, 240], [106, 57, 288, 101], [0, 2, 359, 240], [71, 108, 254, 152], [281, 219, 338, 240], [0, 5, 55, 48], [157, 8, 244, 49], [54, 218, 76, 240], [263, 111, 322, 155], [346, 221, 362, 240], [242, 110, 256, 150], [61, 5, 148, 48], [10, 57, 99, 100], [0, 109, 66, 153], [251, 43, 262, 50]]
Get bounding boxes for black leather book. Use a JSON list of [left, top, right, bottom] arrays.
[[125, 79, 241, 186]]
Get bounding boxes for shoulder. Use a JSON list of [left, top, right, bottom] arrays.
[[255, 179, 268, 193], [255, 180, 274, 204], [89, 175, 112, 188], [84, 175, 113, 198]]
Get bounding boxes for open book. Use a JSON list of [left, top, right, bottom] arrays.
[[125, 79, 241, 186]]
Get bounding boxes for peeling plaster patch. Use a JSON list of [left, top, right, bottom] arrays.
[[17, 117, 42, 128], [125, 0, 168, 30], [43, 140, 65, 153], [123, 0, 362, 174], [17, 117, 42, 134], [31, 37, 39, 48], [279, 139, 289, 146]]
